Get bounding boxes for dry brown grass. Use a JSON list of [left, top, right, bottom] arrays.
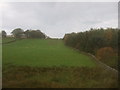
[[2, 65, 118, 88]]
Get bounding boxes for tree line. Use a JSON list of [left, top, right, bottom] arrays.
[[63, 28, 119, 69], [1, 28, 47, 39]]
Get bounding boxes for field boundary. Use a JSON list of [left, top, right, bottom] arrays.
[[1, 39, 16, 44], [73, 48, 118, 74], [87, 53, 118, 73], [1, 38, 24, 44]]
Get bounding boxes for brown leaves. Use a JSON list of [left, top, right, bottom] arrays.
[[96, 47, 115, 60]]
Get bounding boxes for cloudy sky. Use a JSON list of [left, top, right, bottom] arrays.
[[1, 2, 118, 38]]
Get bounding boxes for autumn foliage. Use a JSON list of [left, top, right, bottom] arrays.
[[96, 47, 115, 60], [63, 28, 119, 69]]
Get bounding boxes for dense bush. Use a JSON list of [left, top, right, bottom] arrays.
[[96, 47, 115, 60], [96, 47, 118, 69]]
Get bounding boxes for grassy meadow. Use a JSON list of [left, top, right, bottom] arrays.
[[3, 39, 95, 67], [2, 38, 118, 88]]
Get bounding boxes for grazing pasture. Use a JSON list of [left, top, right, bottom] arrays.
[[3, 39, 96, 67], [2, 38, 118, 88]]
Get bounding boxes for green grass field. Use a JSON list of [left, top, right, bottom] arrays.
[[2, 38, 118, 88], [3, 39, 95, 67]]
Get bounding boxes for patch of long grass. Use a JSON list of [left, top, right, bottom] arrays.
[[3, 65, 118, 88]]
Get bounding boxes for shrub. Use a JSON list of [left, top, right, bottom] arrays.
[[96, 47, 115, 60]]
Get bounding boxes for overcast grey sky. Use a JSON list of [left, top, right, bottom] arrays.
[[1, 2, 118, 38]]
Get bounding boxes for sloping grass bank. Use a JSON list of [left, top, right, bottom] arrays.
[[3, 39, 96, 67]]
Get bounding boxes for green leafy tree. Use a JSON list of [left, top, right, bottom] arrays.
[[24, 30, 46, 39], [11, 28, 24, 38], [2, 30, 7, 38]]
